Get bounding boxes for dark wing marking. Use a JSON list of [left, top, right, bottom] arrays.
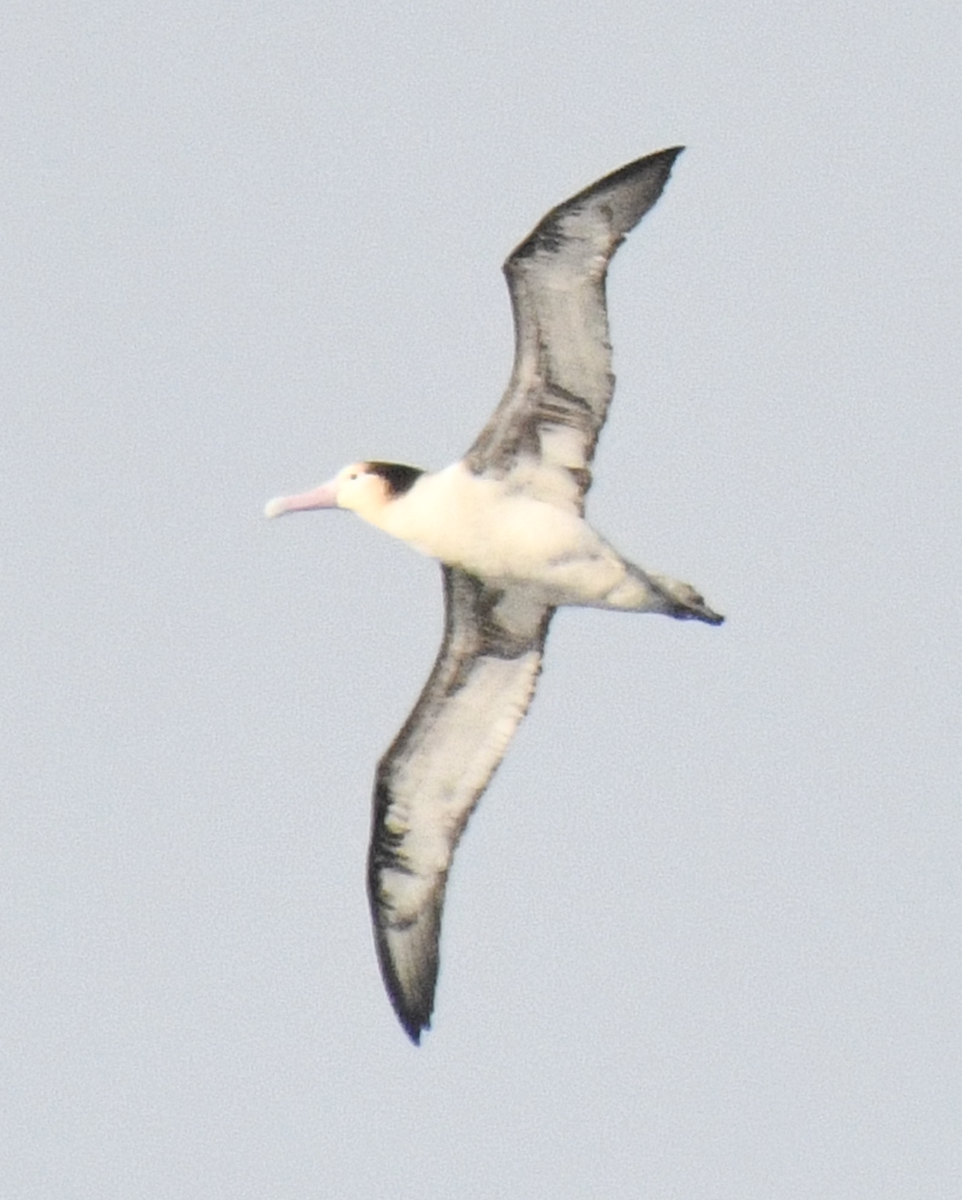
[[368, 566, 553, 1042], [466, 146, 684, 513]]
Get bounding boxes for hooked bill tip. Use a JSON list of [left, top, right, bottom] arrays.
[[264, 496, 289, 519]]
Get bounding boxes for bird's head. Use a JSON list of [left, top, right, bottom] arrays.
[[265, 461, 424, 524]]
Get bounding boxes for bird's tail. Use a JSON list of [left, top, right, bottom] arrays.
[[597, 564, 723, 624], [648, 572, 724, 625]]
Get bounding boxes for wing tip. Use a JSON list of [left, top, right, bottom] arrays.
[[380, 948, 437, 1045], [505, 144, 687, 271], [368, 869, 442, 1046], [397, 1005, 431, 1046], [590, 143, 685, 197]]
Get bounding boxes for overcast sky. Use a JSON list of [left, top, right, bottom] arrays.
[[4, 2, 960, 1197]]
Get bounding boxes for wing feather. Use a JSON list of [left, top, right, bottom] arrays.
[[466, 146, 684, 511], [368, 567, 553, 1042]]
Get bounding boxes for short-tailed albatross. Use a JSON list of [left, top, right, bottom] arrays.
[[266, 146, 723, 1043]]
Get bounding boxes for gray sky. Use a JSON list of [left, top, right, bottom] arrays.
[[4, 2, 960, 1197]]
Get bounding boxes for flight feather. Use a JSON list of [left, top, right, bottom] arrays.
[[368, 567, 553, 1041], [467, 146, 684, 511]]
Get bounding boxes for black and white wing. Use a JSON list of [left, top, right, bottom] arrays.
[[466, 146, 683, 513], [368, 567, 553, 1042]]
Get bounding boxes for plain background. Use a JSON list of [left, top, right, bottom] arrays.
[[4, 3, 960, 1197]]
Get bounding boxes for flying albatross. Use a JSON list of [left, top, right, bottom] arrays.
[[266, 146, 723, 1043]]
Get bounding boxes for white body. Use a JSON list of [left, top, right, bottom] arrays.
[[376, 463, 654, 609]]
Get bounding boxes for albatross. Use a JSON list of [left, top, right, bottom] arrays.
[[266, 146, 723, 1043]]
